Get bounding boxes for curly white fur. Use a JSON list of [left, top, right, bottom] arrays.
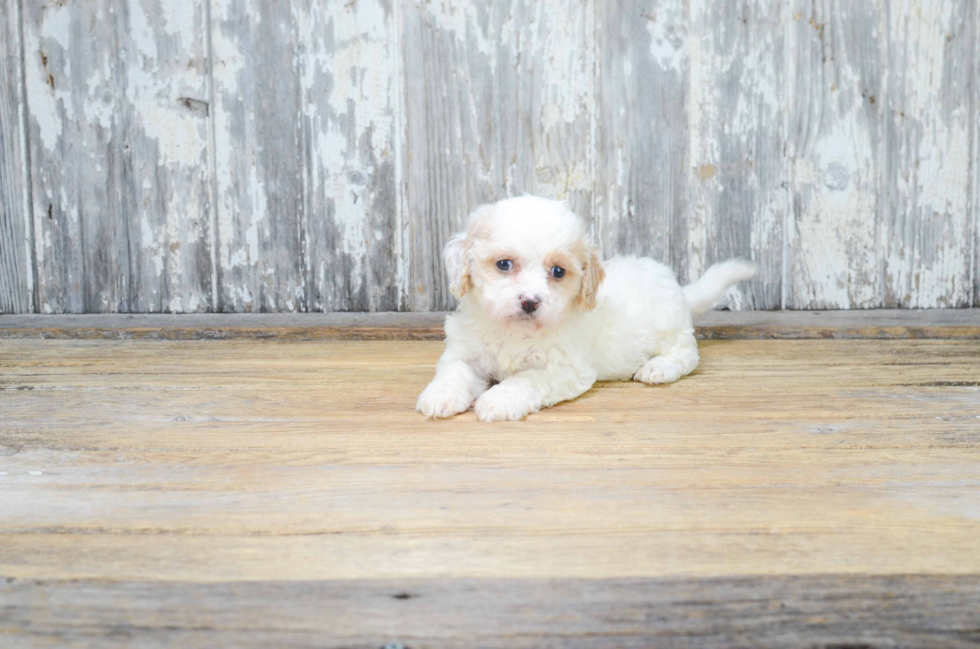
[[417, 196, 756, 422]]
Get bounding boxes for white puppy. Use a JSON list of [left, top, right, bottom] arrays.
[[417, 196, 756, 422]]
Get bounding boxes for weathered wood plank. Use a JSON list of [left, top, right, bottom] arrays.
[[403, 0, 596, 311], [880, 0, 975, 308], [23, 0, 214, 314], [974, 0, 980, 308], [785, 0, 883, 308], [210, 0, 400, 313], [595, 0, 687, 271], [685, 0, 784, 309], [2, 337, 979, 642], [0, 0, 34, 314], [1, 309, 979, 340], [9, 1, 980, 314], [3, 575, 980, 648], [209, 0, 304, 312], [297, 0, 402, 312], [0, 338, 979, 585]]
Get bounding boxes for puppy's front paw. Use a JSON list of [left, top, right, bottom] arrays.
[[416, 384, 474, 419], [633, 356, 684, 385], [474, 386, 535, 422]]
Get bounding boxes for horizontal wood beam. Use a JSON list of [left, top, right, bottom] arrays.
[[3, 575, 978, 647], [0, 309, 978, 341]]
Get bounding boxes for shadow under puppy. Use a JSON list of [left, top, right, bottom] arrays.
[[417, 196, 756, 422]]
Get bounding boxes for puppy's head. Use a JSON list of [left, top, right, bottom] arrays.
[[444, 196, 604, 328]]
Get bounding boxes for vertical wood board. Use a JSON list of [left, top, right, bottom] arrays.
[[685, 0, 785, 309], [23, 0, 213, 313], [595, 0, 688, 272], [0, 0, 34, 313], [402, 0, 596, 311], [6, 0, 980, 312], [210, 0, 400, 313], [785, 0, 883, 309], [879, 0, 975, 308]]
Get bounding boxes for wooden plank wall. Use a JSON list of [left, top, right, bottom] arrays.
[[1, 0, 978, 313], [0, 0, 34, 313]]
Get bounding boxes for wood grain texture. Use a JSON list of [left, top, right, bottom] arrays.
[[595, 0, 686, 270], [2, 338, 980, 583], [974, 0, 980, 308], [209, 0, 304, 312], [880, 0, 975, 308], [787, 0, 979, 309], [7, 2, 980, 312], [2, 309, 980, 340], [211, 0, 400, 313], [785, 0, 883, 309], [0, 0, 34, 314], [403, 0, 596, 311], [685, 0, 784, 309], [23, 0, 214, 314], [3, 575, 980, 647], [1, 337, 980, 643]]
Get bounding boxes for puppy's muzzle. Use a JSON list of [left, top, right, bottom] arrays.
[[520, 296, 540, 315]]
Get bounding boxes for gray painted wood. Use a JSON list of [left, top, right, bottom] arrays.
[[22, 0, 214, 314], [3, 575, 980, 647], [595, 0, 686, 272], [403, 0, 596, 311], [973, 0, 980, 309], [3, 309, 979, 340], [787, 0, 978, 309], [880, 0, 975, 308], [684, 0, 785, 310], [210, 0, 400, 313], [3, 0, 979, 313], [785, 0, 884, 309], [0, 0, 33, 313]]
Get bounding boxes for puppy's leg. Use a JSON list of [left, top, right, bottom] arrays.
[[474, 366, 596, 422], [633, 331, 699, 385], [417, 360, 487, 419]]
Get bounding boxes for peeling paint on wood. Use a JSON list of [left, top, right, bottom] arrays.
[[595, 0, 686, 270], [685, 0, 784, 310], [880, 0, 975, 308], [403, 0, 596, 311], [786, 0, 883, 309], [0, 0, 34, 314], [2, 1, 979, 313], [23, 0, 214, 314], [972, 0, 980, 308], [211, 0, 400, 313], [787, 0, 977, 310]]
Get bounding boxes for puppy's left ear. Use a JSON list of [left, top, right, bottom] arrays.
[[577, 249, 605, 311]]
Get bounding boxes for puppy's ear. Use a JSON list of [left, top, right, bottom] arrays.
[[444, 204, 493, 299], [577, 249, 605, 311], [443, 230, 472, 299]]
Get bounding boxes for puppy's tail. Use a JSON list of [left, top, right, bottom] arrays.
[[683, 259, 757, 317]]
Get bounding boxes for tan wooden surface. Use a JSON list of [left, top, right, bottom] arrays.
[[2, 309, 980, 342], [2, 337, 979, 585]]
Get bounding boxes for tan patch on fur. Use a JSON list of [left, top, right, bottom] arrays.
[[577, 251, 605, 310]]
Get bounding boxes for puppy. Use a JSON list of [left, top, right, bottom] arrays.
[[417, 196, 756, 422]]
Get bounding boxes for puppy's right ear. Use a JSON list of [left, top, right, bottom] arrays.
[[443, 230, 472, 299], [444, 204, 494, 299]]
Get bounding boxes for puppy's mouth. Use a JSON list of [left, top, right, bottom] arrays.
[[508, 310, 545, 330]]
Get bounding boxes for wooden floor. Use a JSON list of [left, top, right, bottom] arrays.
[[2, 321, 980, 646]]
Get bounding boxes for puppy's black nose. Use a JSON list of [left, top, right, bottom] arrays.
[[521, 298, 540, 314]]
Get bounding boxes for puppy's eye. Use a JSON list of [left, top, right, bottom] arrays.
[[496, 260, 514, 272], [551, 266, 566, 279]]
